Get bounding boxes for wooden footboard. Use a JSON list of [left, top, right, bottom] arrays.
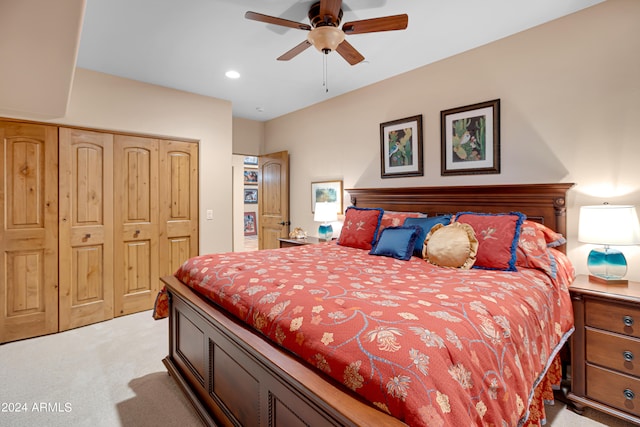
[[162, 275, 407, 427]]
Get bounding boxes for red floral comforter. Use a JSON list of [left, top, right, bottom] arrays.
[[175, 242, 574, 426]]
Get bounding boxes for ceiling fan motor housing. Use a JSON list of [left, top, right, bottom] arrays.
[[308, 1, 343, 28]]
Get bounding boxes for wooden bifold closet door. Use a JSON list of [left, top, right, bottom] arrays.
[[158, 141, 199, 280], [58, 128, 114, 331], [0, 121, 59, 342], [62, 132, 198, 322], [113, 135, 159, 316], [113, 135, 199, 317]]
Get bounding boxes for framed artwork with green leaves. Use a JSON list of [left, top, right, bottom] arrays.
[[380, 115, 423, 178], [441, 99, 500, 176]]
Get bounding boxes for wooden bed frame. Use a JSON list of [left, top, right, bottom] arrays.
[[161, 183, 574, 427]]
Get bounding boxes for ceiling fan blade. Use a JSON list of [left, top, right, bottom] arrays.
[[245, 11, 311, 31], [336, 40, 365, 65], [342, 14, 408, 34], [319, 0, 342, 23], [277, 40, 313, 61]]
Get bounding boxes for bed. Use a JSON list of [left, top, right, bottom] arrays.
[[158, 183, 575, 427]]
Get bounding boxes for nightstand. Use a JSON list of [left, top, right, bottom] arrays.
[[568, 274, 640, 424], [278, 236, 324, 248]]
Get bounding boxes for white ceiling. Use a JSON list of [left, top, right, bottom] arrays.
[[76, 0, 603, 122]]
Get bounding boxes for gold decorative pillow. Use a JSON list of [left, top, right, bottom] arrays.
[[423, 223, 478, 269]]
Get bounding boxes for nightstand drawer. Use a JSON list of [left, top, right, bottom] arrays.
[[586, 328, 640, 375], [586, 299, 640, 338], [587, 364, 640, 417]]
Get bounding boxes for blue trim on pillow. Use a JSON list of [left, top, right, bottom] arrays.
[[343, 206, 384, 246], [546, 236, 567, 248], [455, 211, 525, 272], [404, 215, 452, 257], [369, 226, 421, 261], [547, 250, 558, 279]]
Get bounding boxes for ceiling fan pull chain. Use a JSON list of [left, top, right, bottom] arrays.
[[323, 52, 329, 93]]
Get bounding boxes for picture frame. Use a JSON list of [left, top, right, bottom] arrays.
[[311, 180, 343, 214], [244, 188, 258, 204], [244, 168, 258, 184], [243, 156, 258, 165], [244, 212, 257, 236], [380, 115, 423, 178], [440, 99, 500, 176]]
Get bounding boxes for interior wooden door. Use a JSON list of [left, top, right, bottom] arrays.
[[159, 140, 199, 279], [0, 121, 58, 343], [114, 135, 159, 316], [258, 151, 289, 250], [58, 128, 114, 331]]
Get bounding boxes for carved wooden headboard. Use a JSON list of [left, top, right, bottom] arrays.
[[346, 183, 574, 252]]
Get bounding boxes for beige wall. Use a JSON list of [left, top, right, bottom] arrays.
[[264, 0, 640, 280], [51, 68, 233, 255], [0, 0, 84, 119], [232, 117, 264, 155]]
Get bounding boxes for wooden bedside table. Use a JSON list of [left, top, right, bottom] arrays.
[[278, 236, 325, 248], [568, 274, 640, 424]]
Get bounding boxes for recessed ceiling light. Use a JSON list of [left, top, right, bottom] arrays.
[[225, 70, 240, 79], [256, 107, 264, 113]]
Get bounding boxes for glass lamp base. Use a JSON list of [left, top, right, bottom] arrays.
[[587, 247, 628, 284], [318, 224, 333, 241]]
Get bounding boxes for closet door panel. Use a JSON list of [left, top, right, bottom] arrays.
[[159, 141, 199, 279], [0, 121, 58, 342], [58, 128, 114, 331], [114, 135, 159, 316]]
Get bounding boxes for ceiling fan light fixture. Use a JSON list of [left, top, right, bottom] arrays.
[[307, 26, 345, 53]]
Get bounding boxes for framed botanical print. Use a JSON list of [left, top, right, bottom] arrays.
[[380, 115, 423, 178], [441, 99, 500, 176]]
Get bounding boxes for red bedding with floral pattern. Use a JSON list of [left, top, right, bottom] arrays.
[[174, 242, 574, 426]]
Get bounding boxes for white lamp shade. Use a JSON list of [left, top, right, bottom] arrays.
[[314, 202, 338, 222], [578, 205, 640, 245]]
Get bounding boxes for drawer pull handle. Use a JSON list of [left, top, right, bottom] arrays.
[[624, 316, 634, 327], [624, 389, 635, 400], [624, 351, 635, 362]]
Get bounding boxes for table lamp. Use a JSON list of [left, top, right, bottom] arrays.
[[314, 202, 338, 241], [578, 204, 640, 284]]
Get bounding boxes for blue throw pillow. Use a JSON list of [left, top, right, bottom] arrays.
[[404, 215, 452, 257], [369, 226, 421, 261]]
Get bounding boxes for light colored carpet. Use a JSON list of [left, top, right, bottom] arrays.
[[0, 311, 203, 427], [0, 311, 635, 426]]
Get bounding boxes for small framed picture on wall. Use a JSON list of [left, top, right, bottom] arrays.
[[311, 180, 343, 214], [244, 169, 258, 184], [243, 156, 258, 165], [244, 212, 257, 236], [244, 188, 258, 204]]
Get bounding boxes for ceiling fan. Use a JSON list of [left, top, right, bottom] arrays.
[[245, 0, 408, 66]]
